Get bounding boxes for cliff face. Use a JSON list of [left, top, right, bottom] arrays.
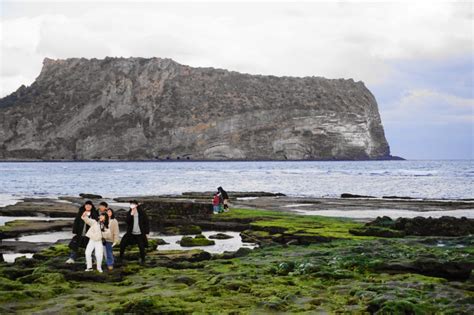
[[0, 57, 394, 160]]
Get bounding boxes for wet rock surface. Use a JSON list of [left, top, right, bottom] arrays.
[[0, 220, 72, 240], [0, 200, 474, 314], [351, 215, 474, 237], [0, 199, 79, 217]]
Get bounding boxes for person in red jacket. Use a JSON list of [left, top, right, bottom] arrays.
[[212, 193, 221, 214]]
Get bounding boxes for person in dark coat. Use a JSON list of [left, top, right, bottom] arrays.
[[217, 186, 230, 212], [119, 200, 150, 265], [66, 200, 99, 264]]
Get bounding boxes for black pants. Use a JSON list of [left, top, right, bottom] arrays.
[[119, 233, 147, 261], [68, 235, 89, 259]]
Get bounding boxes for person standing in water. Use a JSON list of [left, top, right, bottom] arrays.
[[104, 208, 120, 270], [119, 200, 150, 265], [66, 200, 99, 264], [217, 187, 230, 212]]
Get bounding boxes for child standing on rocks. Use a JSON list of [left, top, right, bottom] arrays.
[[82, 212, 110, 273]]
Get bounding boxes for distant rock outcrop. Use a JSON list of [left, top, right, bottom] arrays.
[[0, 57, 397, 160]]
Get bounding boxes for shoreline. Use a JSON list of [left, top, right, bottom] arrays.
[[0, 155, 405, 162]]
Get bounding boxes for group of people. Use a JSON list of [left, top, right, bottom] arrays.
[[65, 187, 229, 272], [212, 186, 230, 214], [65, 199, 150, 272]]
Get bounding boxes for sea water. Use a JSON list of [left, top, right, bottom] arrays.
[[0, 160, 472, 206]]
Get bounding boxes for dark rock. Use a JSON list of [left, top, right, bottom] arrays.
[[0, 57, 393, 161], [349, 226, 405, 238], [0, 199, 78, 217], [179, 234, 215, 247], [163, 225, 202, 235], [382, 195, 415, 200], [341, 193, 375, 198], [173, 276, 196, 286], [138, 200, 213, 231], [155, 238, 169, 246], [374, 258, 473, 281], [1, 241, 56, 254], [182, 191, 287, 198], [0, 220, 73, 240], [79, 193, 102, 199], [392, 216, 474, 236], [361, 216, 474, 237], [208, 233, 234, 240], [366, 216, 395, 228], [220, 247, 253, 259], [155, 249, 212, 262]]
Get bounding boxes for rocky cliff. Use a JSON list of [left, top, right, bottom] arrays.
[[0, 57, 396, 160]]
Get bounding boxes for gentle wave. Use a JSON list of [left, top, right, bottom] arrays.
[[0, 161, 472, 205]]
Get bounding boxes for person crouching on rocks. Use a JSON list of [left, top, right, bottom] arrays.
[[66, 200, 99, 264], [104, 208, 120, 270], [82, 212, 110, 273], [218, 186, 230, 212], [119, 200, 150, 265]]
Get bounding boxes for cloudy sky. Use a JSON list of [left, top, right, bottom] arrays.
[[1, 0, 472, 159]]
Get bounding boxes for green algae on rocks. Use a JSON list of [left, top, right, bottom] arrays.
[[0, 208, 472, 314]]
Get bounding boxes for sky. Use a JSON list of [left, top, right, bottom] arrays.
[[0, 0, 473, 159]]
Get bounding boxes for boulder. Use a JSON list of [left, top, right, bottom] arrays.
[[179, 235, 215, 247], [341, 193, 375, 199], [208, 233, 234, 240], [374, 258, 473, 281], [79, 193, 102, 199]]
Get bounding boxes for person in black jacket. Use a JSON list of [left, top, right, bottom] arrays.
[[217, 186, 230, 212], [119, 200, 150, 265], [66, 200, 99, 264]]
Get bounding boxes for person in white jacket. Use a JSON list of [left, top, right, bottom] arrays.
[[82, 212, 111, 273]]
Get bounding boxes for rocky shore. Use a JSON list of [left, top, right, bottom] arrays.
[[0, 192, 473, 313]]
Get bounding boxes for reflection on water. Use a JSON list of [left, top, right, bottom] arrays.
[[153, 231, 257, 253], [3, 230, 257, 260]]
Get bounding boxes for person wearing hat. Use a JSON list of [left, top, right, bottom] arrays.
[[119, 200, 150, 265], [66, 200, 99, 264]]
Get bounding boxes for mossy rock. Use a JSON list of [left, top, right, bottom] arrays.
[[155, 238, 169, 245], [179, 234, 215, 247], [258, 296, 289, 311], [368, 298, 434, 314], [163, 225, 202, 235], [33, 244, 70, 259], [209, 233, 234, 240], [172, 275, 196, 286], [0, 276, 24, 291], [349, 226, 405, 238], [114, 296, 193, 314]]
